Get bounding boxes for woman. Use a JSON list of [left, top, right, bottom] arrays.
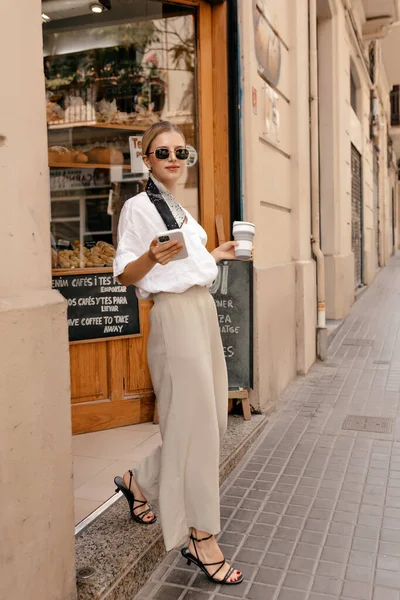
[[113, 122, 243, 585]]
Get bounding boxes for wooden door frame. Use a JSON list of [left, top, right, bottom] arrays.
[[196, 0, 231, 248]]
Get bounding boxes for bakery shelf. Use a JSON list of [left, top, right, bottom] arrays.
[[48, 121, 145, 131], [49, 162, 131, 170], [52, 194, 109, 201], [84, 231, 112, 236], [50, 184, 111, 192], [51, 196, 110, 202], [52, 267, 113, 276], [51, 217, 80, 223]]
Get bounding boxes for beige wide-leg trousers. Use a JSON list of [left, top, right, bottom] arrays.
[[133, 286, 228, 551]]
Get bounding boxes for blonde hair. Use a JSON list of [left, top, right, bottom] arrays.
[[142, 121, 186, 156]]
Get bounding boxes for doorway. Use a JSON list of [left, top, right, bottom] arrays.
[[43, 0, 231, 435], [42, 0, 231, 527], [373, 148, 380, 267], [392, 187, 396, 254], [351, 144, 363, 288]]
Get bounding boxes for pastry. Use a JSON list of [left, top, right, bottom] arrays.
[[57, 242, 116, 268], [58, 251, 79, 268], [58, 257, 71, 268], [91, 254, 104, 266], [57, 249, 80, 268], [96, 241, 115, 256], [87, 147, 124, 165]]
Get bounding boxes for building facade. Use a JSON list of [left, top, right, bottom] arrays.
[[240, 0, 400, 413]]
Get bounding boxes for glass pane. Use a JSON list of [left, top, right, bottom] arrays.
[[86, 198, 112, 234], [51, 200, 80, 219], [51, 221, 80, 245], [44, 1, 199, 269]]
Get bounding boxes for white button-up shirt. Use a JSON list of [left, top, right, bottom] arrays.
[[113, 191, 218, 299]]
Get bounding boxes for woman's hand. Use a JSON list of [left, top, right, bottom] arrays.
[[211, 241, 255, 263], [148, 238, 184, 266], [211, 241, 238, 263]]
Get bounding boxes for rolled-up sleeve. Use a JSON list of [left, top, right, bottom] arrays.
[[113, 202, 146, 280]]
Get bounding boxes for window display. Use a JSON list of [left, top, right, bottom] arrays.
[[43, 0, 199, 269]]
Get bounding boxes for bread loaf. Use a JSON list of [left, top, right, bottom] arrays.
[[87, 146, 124, 165], [71, 149, 88, 164], [48, 146, 72, 164]]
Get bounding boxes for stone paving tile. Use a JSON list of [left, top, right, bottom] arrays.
[[135, 258, 400, 599]]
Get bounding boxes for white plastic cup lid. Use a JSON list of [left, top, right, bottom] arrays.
[[233, 221, 255, 227]]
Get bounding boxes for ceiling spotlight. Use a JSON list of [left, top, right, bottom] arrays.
[[41, 12, 51, 22], [90, 3, 104, 13]]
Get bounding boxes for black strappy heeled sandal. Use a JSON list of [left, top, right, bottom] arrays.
[[114, 470, 156, 525], [181, 532, 243, 585]]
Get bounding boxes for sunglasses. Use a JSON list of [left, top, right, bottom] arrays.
[[147, 147, 190, 161]]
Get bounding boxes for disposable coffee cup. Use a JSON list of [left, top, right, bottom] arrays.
[[232, 221, 255, 260]]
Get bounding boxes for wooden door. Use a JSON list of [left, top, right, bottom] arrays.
[[70, 301, 155, 434]]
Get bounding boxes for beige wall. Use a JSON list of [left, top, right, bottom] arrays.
[[0, 1, 76, 599], [240, 0, 398, 412], [240, 0, 316, 412], [318, 0, 397, 316]]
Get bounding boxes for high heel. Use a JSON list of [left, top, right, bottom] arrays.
[[114, 470, 156, 525], [181, 533, 243, 585]]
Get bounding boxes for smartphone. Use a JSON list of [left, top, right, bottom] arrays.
[[156, 229, 188, 261]]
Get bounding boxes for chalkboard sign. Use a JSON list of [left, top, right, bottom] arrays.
[[52, 272, 140, 342], [210, 260, 253, 389]]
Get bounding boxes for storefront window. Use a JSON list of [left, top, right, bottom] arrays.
[[42, 0, 198, 268]]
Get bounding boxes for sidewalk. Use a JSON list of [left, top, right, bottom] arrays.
[[135, 255, 400, 600]]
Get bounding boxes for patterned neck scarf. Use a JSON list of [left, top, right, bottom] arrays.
[[146, 174, 186, 230]]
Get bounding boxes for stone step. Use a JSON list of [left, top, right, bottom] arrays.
[[75, 414, 268, 600]]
